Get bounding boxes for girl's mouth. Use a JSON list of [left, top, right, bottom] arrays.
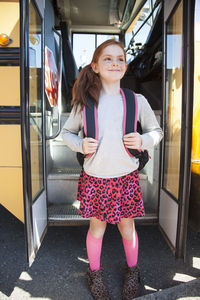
[[108, 69, 121, 72]]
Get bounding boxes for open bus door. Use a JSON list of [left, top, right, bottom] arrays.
[[158, 0, 194, 259], [21, 0, 48, 266]]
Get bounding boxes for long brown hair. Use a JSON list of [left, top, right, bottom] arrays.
[[71, 39, 126, 112]]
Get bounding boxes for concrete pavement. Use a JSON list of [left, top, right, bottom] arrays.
[[0, 204, 200, 300]]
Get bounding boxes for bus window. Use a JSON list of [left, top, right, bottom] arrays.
[[73, 34, 95, 69], [73, 33, 119, 69], [125, 0, 161, 62], [96, 34, 119, 46]]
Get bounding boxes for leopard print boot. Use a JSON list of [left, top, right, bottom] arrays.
[[122, 265, 140, 300], [86, 266, 111, 300]]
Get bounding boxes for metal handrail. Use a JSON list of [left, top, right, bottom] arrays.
[[46, 28, 62, 140], [30, 113, 43, 138], [127, 0, 161, 52]]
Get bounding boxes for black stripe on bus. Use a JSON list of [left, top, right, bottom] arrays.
[[0, 106, 21, 124], [0, 47, 20, 66]]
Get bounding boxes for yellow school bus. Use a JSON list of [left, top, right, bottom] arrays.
[[0, 0, 199, 265]]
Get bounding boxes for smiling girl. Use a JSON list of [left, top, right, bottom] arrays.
[[62, 39, 163, 300]]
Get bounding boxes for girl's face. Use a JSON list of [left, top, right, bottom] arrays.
[[92, 44, 127, 84]]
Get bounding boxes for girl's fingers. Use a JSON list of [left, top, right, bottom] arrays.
[[124, 144, 139, 149], [123, 133, 140, 139], [123, 133, 142, 148], [82, 137, 98, 154], [88, 146, 98, 151], [124, 144, 140, 149], [85, 138, 98, 146], [123, 132, 138, 137], [123, 138, 141, 144], [86, 137, 98, 143], [123, 138, 138, 143]]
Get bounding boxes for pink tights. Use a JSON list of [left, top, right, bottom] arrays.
[[86, 230, 103, 271], [122, 231, 138, 267], [86, 229, 138, 271]]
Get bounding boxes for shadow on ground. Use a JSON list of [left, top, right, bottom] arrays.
[[0, 204, 200, 300]]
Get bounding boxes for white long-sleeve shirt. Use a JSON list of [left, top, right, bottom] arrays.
[[62, 91, 163, 178]]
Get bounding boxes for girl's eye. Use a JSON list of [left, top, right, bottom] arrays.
[[105, 57, 111, 61], [119, 58, 125, 62]]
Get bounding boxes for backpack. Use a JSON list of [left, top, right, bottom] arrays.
[[77, 88, 149, 171]]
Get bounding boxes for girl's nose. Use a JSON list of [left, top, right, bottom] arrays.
[[112, 59, 118, 66]]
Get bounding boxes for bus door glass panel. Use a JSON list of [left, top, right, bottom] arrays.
[[29, 0, 44, 200], [159, 0, 183, 251], [189, 0, 200, 231], [163, 2, 183, 198], [26, 0, 47, 266]]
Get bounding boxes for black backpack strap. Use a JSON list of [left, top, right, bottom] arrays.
[[83, 97, 98, 139], [120, 88, 138, 134], [121, 88, 150, 170]]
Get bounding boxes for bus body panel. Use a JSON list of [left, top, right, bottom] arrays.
[[0, 125, 22, 166], [0, 1, 20, 47], [0, 67, 20, 106], [0, 168, 24, 223], [0, 125, 24, 222], [0, 1, 22, 221]]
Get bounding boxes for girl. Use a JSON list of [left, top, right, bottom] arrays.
[[62, 39, 163, 300]]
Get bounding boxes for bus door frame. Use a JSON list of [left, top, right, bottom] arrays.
[[21, 0, 48, 266], [159, 0, 195, 259]]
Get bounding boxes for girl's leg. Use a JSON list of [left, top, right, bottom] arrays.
[[117, 218, 138, 267], [86, 217, 110, 299], [118, 218, 140, 300], [87, 217, 107, 271]]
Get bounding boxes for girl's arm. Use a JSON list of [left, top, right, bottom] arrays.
[[138, 95, 163, 150], [61, 106, 85, 154]]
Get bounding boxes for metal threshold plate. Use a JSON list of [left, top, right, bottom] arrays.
[[48, 203, 157, 226], [48, 202, 89, 226]]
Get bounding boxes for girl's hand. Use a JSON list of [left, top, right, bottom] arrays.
[[123, 132, 142, 149], [82, 137, 98, 154]]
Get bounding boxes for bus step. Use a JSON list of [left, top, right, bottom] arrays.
[[48, 202, 158, 226], [48, 167, 82, 179], [47, 168, 148, 205], [47, 167, 82, 204], [48, 201, 89, 226]]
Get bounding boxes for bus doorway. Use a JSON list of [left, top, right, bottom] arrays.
[[46, 0, 163, 228]]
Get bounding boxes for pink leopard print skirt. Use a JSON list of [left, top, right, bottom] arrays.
[[77, 169, 145, 224]]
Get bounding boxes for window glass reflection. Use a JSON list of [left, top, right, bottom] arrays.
[[125, 0, 161, 62], [96, 34, 119, 46], [29, 1, 44, 201], [163, 1, 183, 198], [73, 33, 119, 69], [73, 34, 96, 69]]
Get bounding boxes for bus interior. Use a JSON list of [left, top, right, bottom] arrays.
[[45, 0, 163, 225]]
